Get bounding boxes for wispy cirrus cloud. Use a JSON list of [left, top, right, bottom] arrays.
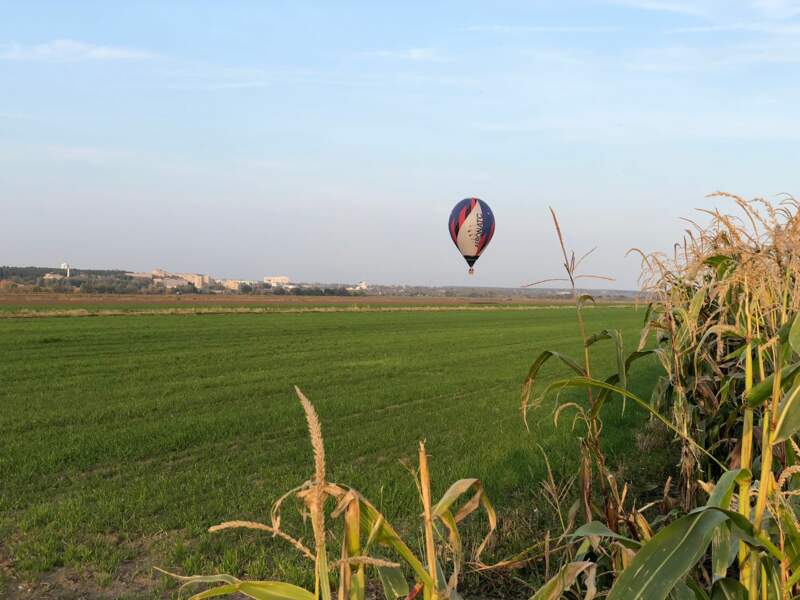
[[610, 0, 800, 19], [669, 22, 800, 33], [44, 144, 134, 164], [466, 24, 623, 33], [472, 111, 800, 142], [750, 0, 800, 18], [608, 0, 708, 16], [0, 39, 159, 62], [366, 48, 445, 62], [0, 142, 136, 165]]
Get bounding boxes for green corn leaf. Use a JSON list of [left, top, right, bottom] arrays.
[[595, 373, 620, 408], [790, 312, 800, 355], [711, 524, 738, 581], [584, 329, 627, 394], [353, 494, 435, 591], [431, 478, 483, 519], [691, 507, 783, 561], [571, 521, 641, 549], [529, 561, 594, 600], [709, 578, 747, 600], [522, 350, 584, 397], [155, 570, 315, 600], [376, 566, 408, 600], [607, 510, 728, 600], [772, 382, 800, 443], [238, 582, 317, 600], [521, 350, 585, 425], [775, 502, 800, 586], [585, 329, 612, 346], [545, 377, 724, 470], [685, 578, 710, 600], [186, 585, 241, 600], [688, 286, 707, 322], [746, 363, 800, 407], [431, 477, 496, 574], [761, 556, 783, 600], [670, 581, 696, 600], [706, 469, 748, 509], [703, 255, 736, 278]]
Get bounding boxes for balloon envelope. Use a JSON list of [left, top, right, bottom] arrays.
[[448, 198, 495, 271]]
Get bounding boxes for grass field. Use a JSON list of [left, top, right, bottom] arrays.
[[0, 305, 668, 598]]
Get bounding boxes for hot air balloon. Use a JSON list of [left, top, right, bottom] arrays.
[[448, 197, 495, 274]]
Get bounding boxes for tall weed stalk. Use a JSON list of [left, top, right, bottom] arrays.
[[159, 387, 495, 600]]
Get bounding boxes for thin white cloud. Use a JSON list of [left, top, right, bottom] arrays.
[[610, 0, 800, 20], [609, 0, 707, 16], [626, 40, 800, 71], [0, 39, 159, 62], [44, 144, 134, 164], [466, 24, 623, 33], [669, 22, 800, 33], [147, 80, 269, 91], [473, 111, 800, 142], [367, 48, 445, 62], [0, 142, 136, 165], [486, 37, 800, 79], [751, 0, 800, 18]]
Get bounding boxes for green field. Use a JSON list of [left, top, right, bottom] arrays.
[[0, 306, 668, 598]]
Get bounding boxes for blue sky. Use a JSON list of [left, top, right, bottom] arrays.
[[2, 0, 800, 288]]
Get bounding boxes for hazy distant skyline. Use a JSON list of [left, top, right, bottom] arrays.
[[3, 1, 800, 289]]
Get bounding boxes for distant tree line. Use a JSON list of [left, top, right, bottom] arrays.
[[0, 266, 127, 279], [1, 265, 158, 294], [237, 283, 363, 297]]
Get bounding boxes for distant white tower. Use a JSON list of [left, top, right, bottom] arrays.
[[60, 262, 71, 278]]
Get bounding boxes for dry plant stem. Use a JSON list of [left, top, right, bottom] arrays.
[[549, 207, 595, 407], [548, 207, 608, 520], [419, 441, 438, 600], [739, 345, 754, 584], [662, 285, 693, 509], [752, 345, 784, 596], [342, 498, 364, 600], [297, 386, 332, 600], [208, 521, 315, 560]]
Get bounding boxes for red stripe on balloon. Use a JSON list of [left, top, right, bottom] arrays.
[[458, 206, 468, 227]]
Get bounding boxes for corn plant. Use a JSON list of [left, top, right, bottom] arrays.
[[159, 386, 495, 600], [524, 195, 800, 598], [520, 208, 652, 529]]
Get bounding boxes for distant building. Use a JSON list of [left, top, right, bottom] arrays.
[[220, 279, 242, 291], [43, 272, 65, 281], [263, 275, 290, 287], [160, 277, 188, 289], [179, 273, 210, 289], [347, 281, 369, 292], [218, 278, 257, 291], [152, 269, 210, 290]]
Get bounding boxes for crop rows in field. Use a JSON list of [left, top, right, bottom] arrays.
[[0, 306, 665, 598]]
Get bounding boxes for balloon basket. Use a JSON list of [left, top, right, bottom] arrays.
[[468, 268, 475, 275]]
